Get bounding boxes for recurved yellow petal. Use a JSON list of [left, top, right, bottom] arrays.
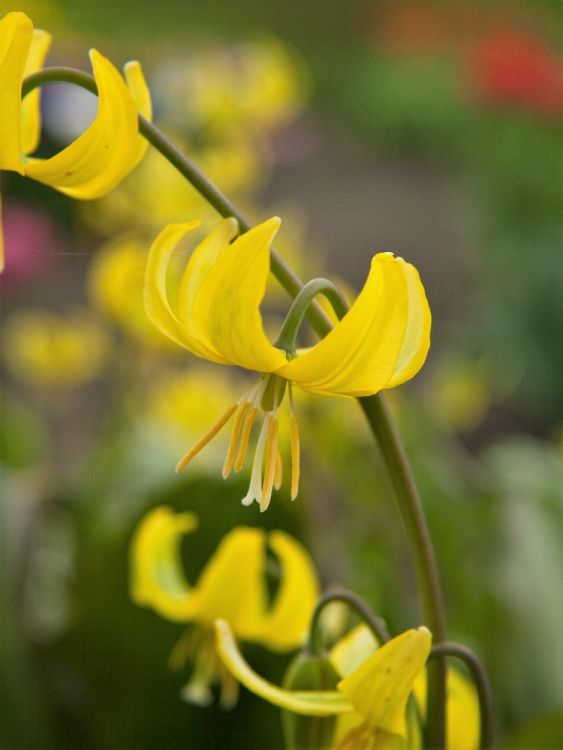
[[21, 28, 52, 155], [279, 254, 427, 397], [144, 221, 230, 362], [24, 49, 140, 198], [414, 667, 480, 750], [123, 60, 152, 164], [250, 530, 319, 651], [192, 527, 268, 636], [130, 505, 199, 622], [330, 624, 379, 678], [387, 261, 431, 387], [0, 11, 33, 174], [338, 627, 432, 738], [191, 217, 288, 372], [215, 619, 352, 716], [176, 217, 238, 341]]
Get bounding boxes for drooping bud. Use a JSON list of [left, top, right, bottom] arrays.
[[282, 651, 340, 750]]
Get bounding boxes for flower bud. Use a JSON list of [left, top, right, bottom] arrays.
[[282, 651, 340, 750]]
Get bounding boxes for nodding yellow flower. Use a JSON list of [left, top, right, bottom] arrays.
[[130, 506, 319, 707], [144, 216, 431, 511], [0, 11, 151, 270], [216, 622, 480, 749], [3, 307, 110, 388], [215, 619, 432, 747]]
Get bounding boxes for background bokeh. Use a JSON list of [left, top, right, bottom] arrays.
[[1, 1, 562, 748]]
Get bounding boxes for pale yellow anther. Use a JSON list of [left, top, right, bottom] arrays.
[[175, 403, 237, 473], [289, 413, 300, 500], [222, 401, 250, 479], [260, 415, 279, 513], [234, 406, 258, 473], [273, 449, 283, 491]]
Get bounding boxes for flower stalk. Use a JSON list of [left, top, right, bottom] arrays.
[[24, 66, 451, 746]]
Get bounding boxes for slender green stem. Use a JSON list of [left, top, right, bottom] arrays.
[[274, 278, 348, 353], [359, 396, 447, 747], [430, 642, 494, 750], [23, 66, 449, 747], [307, 589, 391, 655]]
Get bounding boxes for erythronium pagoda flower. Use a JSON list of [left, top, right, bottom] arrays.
[[0, 11, 152, 270], [144, 215, 431, 511], [216, 622, 480, 749], [130, 506, 319, 707]]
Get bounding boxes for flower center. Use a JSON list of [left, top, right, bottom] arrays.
[[174, 373, 300, 512]]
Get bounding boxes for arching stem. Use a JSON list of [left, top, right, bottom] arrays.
[[307, 589, 391, 655]]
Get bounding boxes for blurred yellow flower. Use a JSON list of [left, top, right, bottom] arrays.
[[87, 233, 180, 352], [4, 307, 109, 388], [144, 216, 431, 510], [130, 506, 319, 706], [431, 358, 491, 433], [215, 619, 431, 747], [180, 39, 308, 135], [0, 11, 151, 270]]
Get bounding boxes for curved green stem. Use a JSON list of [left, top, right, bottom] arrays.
[[359, 395, 447, 747], [307, 589, 391, 655], [430, 642, 494, 750], [23, 66, 449, 747], [274, 277, 348, 354]]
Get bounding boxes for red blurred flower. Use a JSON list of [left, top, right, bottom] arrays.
[[467, 29, 563, 119]]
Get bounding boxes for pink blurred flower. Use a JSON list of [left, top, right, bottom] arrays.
[[1, 202, 62, 283]]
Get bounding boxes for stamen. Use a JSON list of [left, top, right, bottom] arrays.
[[234, 406, 258, 473], [222, 401, 250, 479], [260, 415, 279, 513], [273, 449, 283, 490], [175, 403, 237, 473], [242, 416, 269, 506], [289, 412, 300, 500]]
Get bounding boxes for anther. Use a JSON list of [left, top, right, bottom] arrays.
[[222, 401, 250, 479], [260, 415, 279, 513], [176, 403, 237, 473], [234, 406, 258, 473], [289, 412, 300, 500], [273, 449, 283, 491]]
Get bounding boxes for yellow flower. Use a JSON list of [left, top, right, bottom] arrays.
[[87, 233, 180, 351], [144, 216, 431, 510], [0, 11, 151, 270], [130, 506, 319, 706], [215, 619, 431, 748], [3, 307, 110, 388], [216, 622, 480, 749]]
